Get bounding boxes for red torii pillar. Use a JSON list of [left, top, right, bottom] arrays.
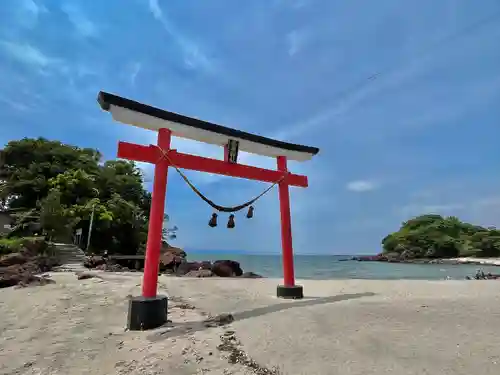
[[122, 129, 308, 330]]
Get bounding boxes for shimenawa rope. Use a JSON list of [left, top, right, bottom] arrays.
[[155, 146, 285, 213]]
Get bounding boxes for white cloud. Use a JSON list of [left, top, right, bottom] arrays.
[[0, 96, 31, 112], [61, 3, 98, 38], [148, 0, 163, 19], [1, 41, 60, 68], [16, 0, 48, 29], [22, 0, 47, 17], [147, 0, 213, 72], [346, 180, 378, 192]]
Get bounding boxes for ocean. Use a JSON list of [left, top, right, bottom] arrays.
[[187, 252, 500, 280]]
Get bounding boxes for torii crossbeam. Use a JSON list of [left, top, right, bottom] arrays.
[[98, 91, 319, 330]]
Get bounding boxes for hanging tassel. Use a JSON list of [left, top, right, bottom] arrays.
[[208, 213, 218, 228], [246, 206, 254, 219], [227, 214, 235, 229]]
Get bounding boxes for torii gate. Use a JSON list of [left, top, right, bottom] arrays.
[[98, 91, 319, 330]]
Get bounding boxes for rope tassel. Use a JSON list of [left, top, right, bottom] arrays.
[[246, 206, 254, 219], [227, 214, 235, 229], [208, 213, 218, 228]]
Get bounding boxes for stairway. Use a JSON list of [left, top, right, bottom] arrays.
[[52, 243, 87, 272]]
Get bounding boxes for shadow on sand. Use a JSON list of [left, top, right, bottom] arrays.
[[147, 292, 376, 342]]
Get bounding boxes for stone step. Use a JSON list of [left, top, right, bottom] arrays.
[[59, 254, 85, 257]]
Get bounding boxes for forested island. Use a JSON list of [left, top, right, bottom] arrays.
[[357, 214, 500, 263]]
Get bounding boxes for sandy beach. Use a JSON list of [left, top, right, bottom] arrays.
[[1, 272, 500, 375], [448, 257, 500, 266]]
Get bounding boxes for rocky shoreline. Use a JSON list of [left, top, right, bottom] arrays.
[[0, 240, 60, 289], [352, 254, 500, 266], [1, 241, 263, 290], [83, 248, 263, 279]]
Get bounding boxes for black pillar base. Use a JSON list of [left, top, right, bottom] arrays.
[[127, 295, 168, 331], [277, 284, 304, 299]]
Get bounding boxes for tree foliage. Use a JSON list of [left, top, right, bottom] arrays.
[[0, 137, 162, 254], [382, 214, 500, 259]]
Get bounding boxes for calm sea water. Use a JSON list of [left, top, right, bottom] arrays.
[[187, 252, 500, 280]]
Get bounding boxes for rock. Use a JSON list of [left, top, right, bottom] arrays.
[[0, 272, 21, 288], [211, 263, 233, 277], [160, 253, 175, 267], [183, 269, 213, 278], [0, 252, 28, 267], [212, 260, 243, 277], [21, 237, 49, 254], [95, 263, 128, 272], [15, 276, 55, 289], [76, 272, 96, 280], [160, 253, 185, 270], [161, 242, 186, 258], [1, 265, 55, 288], [84, 256, 106, 269], [240, 271, 263, 278], [203, 313, 234, 327], [176, 262, 199, 275], [176, 261, 211, 276]]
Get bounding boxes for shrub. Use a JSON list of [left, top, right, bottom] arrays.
[[0, 237, 25, 255], [0, 236, 53, 256]]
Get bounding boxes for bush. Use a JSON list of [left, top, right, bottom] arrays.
[[0, 236, 53, 256], [0, 238, 25, 255]]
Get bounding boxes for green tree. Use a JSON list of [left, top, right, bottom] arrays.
[[0, 137, 100, 209], [39, 190, 75, 241], [382, 214, 500, 259], [0, 137, 164, 255]]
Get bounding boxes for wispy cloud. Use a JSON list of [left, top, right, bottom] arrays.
[[283, 12, 500, 141], [22, 0, 47, 17], [1, 41, 60, 69], [129, 62, 142, 86], [147, 0, 214, 72], [0, 96, 31, 112], [15, 0, 48, 29], [286, 29, 308, 56], [346, 180, 378, 192], [61, 3, 98, 38]]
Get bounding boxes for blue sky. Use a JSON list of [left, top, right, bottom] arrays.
[[1, 0, 500, 255]]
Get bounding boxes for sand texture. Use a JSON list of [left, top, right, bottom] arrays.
[[1, 272, 500, 374]]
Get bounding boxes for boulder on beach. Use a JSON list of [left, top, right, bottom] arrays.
[[211, 260, 243, 277], [0, 237, 59, 289], [176, 261, 211, 276], [81, 247, 261, 279], [161, 242, 186, 258], [183, 269, 213, 278], [0, 252, 28, 267], [240, 271, 263, 278]]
